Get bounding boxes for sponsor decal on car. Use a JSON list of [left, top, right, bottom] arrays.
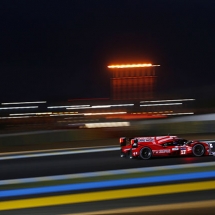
[[138, 137, 155, 142], [159, 149, 171, 153], [153, 149, 171, 154], [172, 148, 179, 151], [152, 150, 159, 154], [180, 150, 186, 154]]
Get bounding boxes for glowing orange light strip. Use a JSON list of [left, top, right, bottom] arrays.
[[107, 63, 160, 68]]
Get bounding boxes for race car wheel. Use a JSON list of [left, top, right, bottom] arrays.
[[140, 147, 152, 160], [192, 144, 205, 157], [129, 149, 134, 159], [120, 149, 129, 158], [120, 152, 126, 158]]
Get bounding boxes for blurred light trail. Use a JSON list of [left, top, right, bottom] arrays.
[[111, 104, 134, 107], [140, 98, 195, 103], [106, 113, 166, 119], [10, 112, 52, 116], [48, 105, 90, 109], [66, 107, 92, 110], [163, 112, 194, 116], [140, 103, 182, 107], [51, 112, 88, 117], [91, 105, 111, 108], [50, 112, 83, 116], [0, 106, 38, 110], [66, 105, 111, 110], [1, 101, 46, 105], [66, 104, 134, 110], [0, 116, 33, 119], [107, 64, 160, 68], [85, 121, 130, 128], [84, 112, 126, 116]]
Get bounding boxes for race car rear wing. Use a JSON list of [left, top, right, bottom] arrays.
[[119, 137, 127, 146], [119, 135, 179, 146]]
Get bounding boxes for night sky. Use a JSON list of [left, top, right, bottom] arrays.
[[1, 0, 215, 102]]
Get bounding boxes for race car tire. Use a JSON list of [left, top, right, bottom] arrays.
[[120, 152, 126, 158], [139, 147, 152, 160], [120, 150, 131, 159], [129, 149, 133, 159], [192, 144, 205, 157]]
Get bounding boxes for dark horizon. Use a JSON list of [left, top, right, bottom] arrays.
[[1, 0, 215, 102]]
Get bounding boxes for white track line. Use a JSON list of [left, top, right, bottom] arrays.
[[1, 161, 215, 185], [0, 146, 120, 161]]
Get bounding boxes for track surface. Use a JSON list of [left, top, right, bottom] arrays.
[[1, 141, 215, 215], [1, 148, 215, 180]]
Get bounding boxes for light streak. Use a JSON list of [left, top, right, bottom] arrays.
[[50, 113, 84, 116], [85, 121, 130, 128], [67, 104, 134, 110], [140, 99, 195, 103], [66, 107, 91, 110], [48, 105, 90, 109], [84, 112, 126, 116], [10, 112, 52, 116], [1, 101, 46, 105], [0, 106, 38, 110], [107, 64, 160, 68], [162, 112, 194, 116], [0, 116, 34, 119], [91, 105, 111, 108], [140, 103, 182, 107], [110, 104, 134, 107]]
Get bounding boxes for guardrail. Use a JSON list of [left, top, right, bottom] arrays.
[[1, 114, 215, 149]]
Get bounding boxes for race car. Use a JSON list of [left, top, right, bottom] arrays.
[[120, 135, 215, 160]]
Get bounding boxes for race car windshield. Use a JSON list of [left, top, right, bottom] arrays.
[[175, 139, 188, 145], [186, 140, 193, 144]]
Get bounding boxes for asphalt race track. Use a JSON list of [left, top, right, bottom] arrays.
[[1, 149, 215, 180], [1, 141, 215, 215]]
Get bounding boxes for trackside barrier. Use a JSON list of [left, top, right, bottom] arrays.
[[0, 119, 215, 148], [0, 129, 110, 147]]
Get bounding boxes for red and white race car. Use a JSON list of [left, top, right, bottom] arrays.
[[120, 135, 215, 160]]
